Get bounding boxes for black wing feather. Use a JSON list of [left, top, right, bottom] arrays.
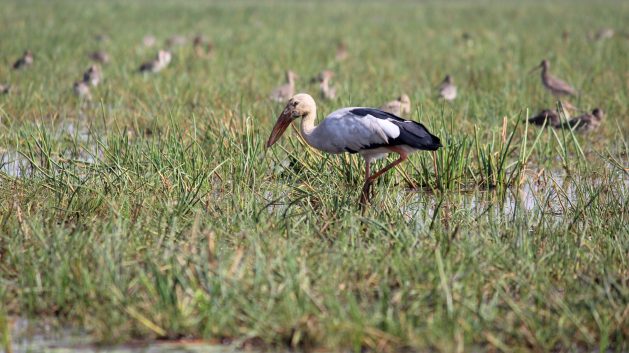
[[350, 108, 442, 151]]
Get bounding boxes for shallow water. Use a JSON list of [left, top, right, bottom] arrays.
[[0, 151, 31, 177], [397, 168, 629, 225], [0, 121, 99, 178], [7, 318, 238, 353]]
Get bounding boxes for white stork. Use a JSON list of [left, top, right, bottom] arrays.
[[266, 93, 441, 205]]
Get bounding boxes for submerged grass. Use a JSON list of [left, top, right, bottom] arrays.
[[1, 0, 629, 352]]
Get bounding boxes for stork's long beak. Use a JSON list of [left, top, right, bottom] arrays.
[[266, 107, 293, 148]]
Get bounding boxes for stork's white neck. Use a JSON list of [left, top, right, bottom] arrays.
[[300, 107, 318, 145]]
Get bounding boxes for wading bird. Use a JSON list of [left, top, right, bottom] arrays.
[[527, 109, 560, 127], [0, 84, 11, 95], [88, 50, 110, 64], [139, 50, 172, 73], [13, 50, 33, 70], [438, 75, 457, 101], [266, 93, 441, 205], [269, 70, 297, 103], [193, 35, 214, 58], [380, 94, 411, 116], [143, 35, 157, 48], [558, 108, 604, 132], [531, 59, 577, 97], [83, 65, 102, 86], [593, 28, 614, 41], [335, 41, 348, 61], [312, 70, 336, 100], [94, 33, 110, 43], [166, 35, 186, 48], [73, 81, 91, 100]]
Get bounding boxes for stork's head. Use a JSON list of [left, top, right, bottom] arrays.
[[266, 93, 315, 148]]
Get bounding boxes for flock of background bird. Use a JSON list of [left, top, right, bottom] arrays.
[[526, 59, 604, 132], [269, 59, 603, 133], [3, 35, 606, 141], [1, 33, 603, 133], [0, 34, 214, 100]]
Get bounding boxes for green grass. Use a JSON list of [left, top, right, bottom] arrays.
[[1, 0, 628, 352]]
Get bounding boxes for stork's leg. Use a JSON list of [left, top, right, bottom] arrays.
[[360, 161, 372, 206], [368, 154, 407, 183], [359, 147, 409, 207]]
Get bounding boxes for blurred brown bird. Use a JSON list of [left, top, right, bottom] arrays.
[[269, 70, 298, 103], [527, 109, 560, 127], [193, 35, 214, 58], [143, 35, 157, 48], [88, 50, 110, 64], [0, 84, 11, 95], [594, 28, 614, 41], [438, 75, 457, 101], [531, 59, 577, 97], [380, 94, 411, 116], [95, 33, 110, 43], [73, 81, 92, 100], [139, 50, 172, 73], [558, 108, 604, 132], [318, 70, 337, 100], [336, 41, 348, 61], [311, 69, 334, 83], [83, 65, 102, 86], [13, 50, 33, 70], [166, 35, 186, 48]]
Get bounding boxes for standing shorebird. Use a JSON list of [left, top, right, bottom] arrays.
[[0, 84, 11, 95], [139, 50, 172, 73], [193, 35, 214, 58], [13, 51, 34, 70], [558, 108, 604, 132], [269, 70, 298, 103], [335, 41, 349, 62], [266, 93, 441, 205], [527, 109, 560, 127], [438, 75, 457, 101], [312, 69, 334, 83], [380, 94, 411, 116], [166, 35, 187, 48], [83, 65, 102, 86], [531, 59, 577, 97], [320, 78, 336, 101], [88, 50, 110, 64], [594, 28, 614, 41], [312, 70, 337, 100], [143, 35, 157, 48], [73, 81, 92, 101], [95, 33, 110, 43]]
